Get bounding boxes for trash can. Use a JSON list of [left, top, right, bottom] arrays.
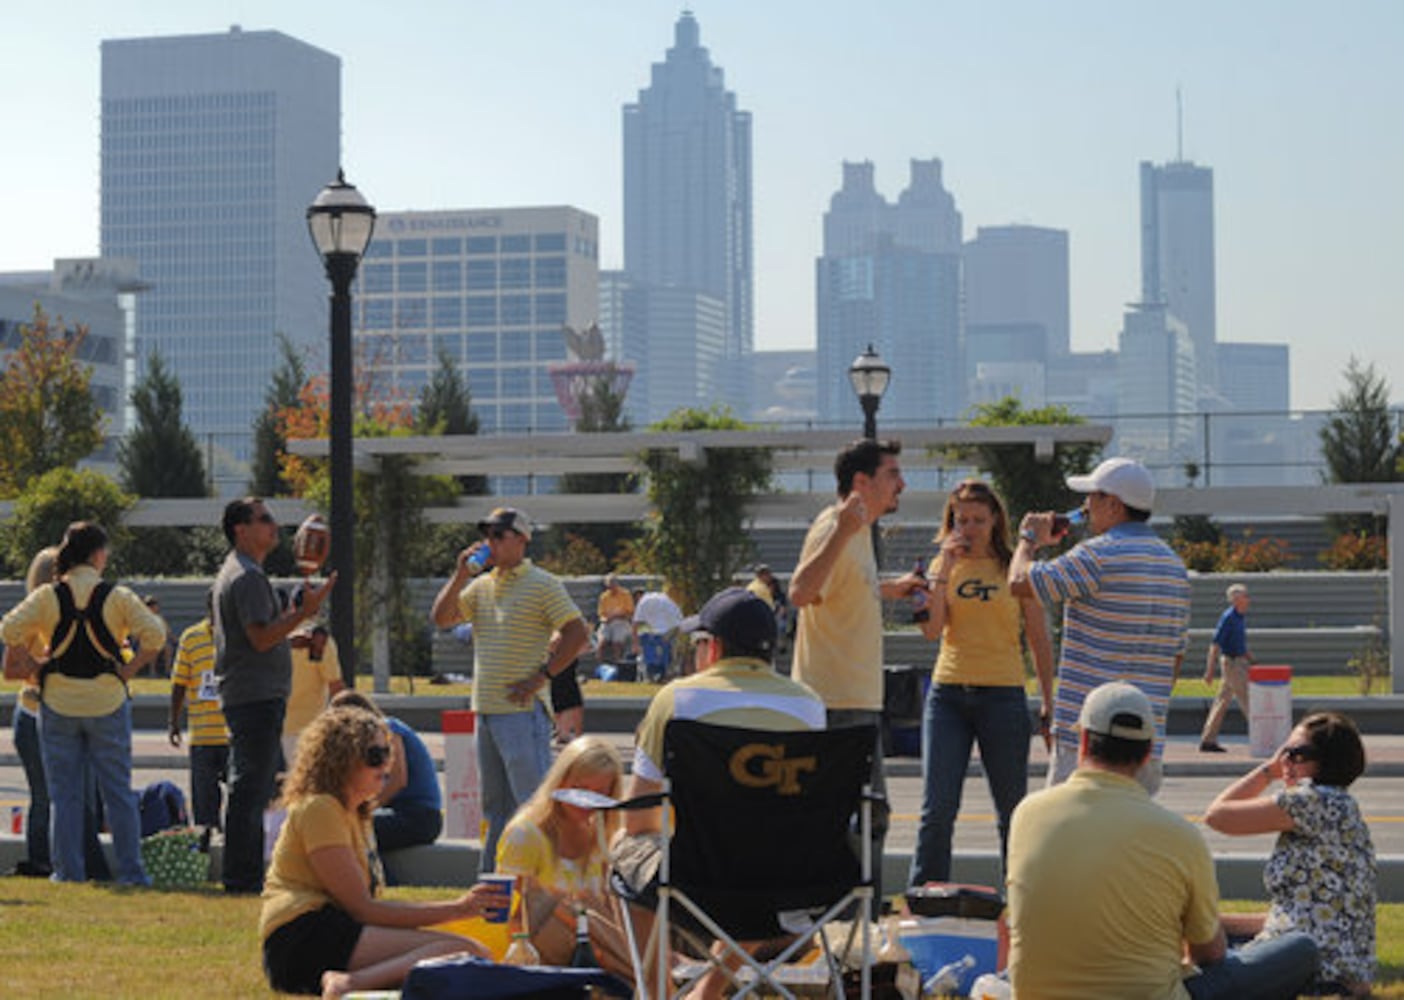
[[1248, 665, 1293, 758], [442, 710, 482, 840], [883, 664, 930, 757]]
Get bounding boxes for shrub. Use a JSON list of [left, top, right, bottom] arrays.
[[1171, 533, 1291, 573], [1320, 533, 1387, 571]]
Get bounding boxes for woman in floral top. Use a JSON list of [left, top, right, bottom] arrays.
[[1205, 711, 1376, 996]]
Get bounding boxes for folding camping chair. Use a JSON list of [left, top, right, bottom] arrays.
[[616, 720, 878, 1000]]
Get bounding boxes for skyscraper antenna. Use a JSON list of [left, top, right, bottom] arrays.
[[1176, 86, 1184, 162]]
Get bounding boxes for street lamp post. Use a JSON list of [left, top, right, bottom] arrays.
[[848, 343, 891, 442], [848, 343, 892, 564], [307, 170, 376, 687]]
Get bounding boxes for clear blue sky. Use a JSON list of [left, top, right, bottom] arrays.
[[3, 0, 1401, 410]]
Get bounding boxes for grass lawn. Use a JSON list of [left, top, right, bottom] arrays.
[[0, 880, 1397, 998]]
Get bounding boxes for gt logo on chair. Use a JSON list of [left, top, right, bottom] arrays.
[[729, 743, 818, 795]]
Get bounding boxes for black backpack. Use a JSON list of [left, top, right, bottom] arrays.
[[41, 580, 125, 686]]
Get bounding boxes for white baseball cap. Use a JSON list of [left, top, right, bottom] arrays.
[[1079, 682, 1155, 741], [1066, 457, 1155, 511]]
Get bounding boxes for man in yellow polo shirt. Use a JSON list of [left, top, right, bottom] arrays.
[[1007, 682, 1318, 999], [431, 507, 590, 875], [790, 438, 923, 912], [169, 593, 229, 831]]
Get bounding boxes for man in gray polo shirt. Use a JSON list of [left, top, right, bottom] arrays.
[[214, 497, 333, 894]]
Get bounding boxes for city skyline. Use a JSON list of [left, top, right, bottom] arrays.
[[3, 1, 1401, 412]]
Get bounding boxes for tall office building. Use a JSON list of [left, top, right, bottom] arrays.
[[101, 27, 339, 472], [815, 159, 963, 429], [1117, 302, 1198, 464], [356, 207, 599, 435], [622, 11, 752, 417], [1140, 159, 1216, 392], [964, 225, 1070, 356]]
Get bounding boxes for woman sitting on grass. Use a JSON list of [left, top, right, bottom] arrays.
[[496, 734, 631, 978], [260, 705, 506, 999], [1204, 711, 1376, 996]]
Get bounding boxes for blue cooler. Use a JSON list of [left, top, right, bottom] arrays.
[[896, 916, 1000, 994]]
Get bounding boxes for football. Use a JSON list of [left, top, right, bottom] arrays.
[[292, 514, 331, 576]]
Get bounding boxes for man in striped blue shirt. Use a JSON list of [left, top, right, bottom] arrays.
[[1009, 457, 1189, 795]]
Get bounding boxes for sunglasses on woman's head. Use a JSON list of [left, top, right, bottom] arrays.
[[364, 744, 391, 768], [1283, 744, 1318, 763]]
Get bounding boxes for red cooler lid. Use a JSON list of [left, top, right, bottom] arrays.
[[1248, 665, 1292, 683], [442, 709, 476, 734]]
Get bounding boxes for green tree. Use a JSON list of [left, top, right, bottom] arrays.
[[1320, 358, 1400, 535], [416, 350, 486, 496], [118, 350, 207, 497], [961, 397, 1100, 524], [250, 333, 307, 497], [546, 367, 641, 565], [4, 467, 133, 572], [0, 305, 104, 497], [634, 406, 772, 612]]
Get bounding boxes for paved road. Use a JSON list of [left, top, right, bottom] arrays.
[[4, 730, 1402, 857]]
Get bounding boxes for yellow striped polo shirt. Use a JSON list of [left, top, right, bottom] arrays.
[[171, 618, 228, 747], [457, 560, 583, 714]]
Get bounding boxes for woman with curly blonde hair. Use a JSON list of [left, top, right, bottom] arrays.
[[260, 706, 506, 999], [497, 735, 630, 976]]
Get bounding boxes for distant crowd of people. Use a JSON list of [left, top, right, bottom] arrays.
[[1, 444, 1380, 998]]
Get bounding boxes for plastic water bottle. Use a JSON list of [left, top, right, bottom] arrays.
[[922, 953, 977, 997], [1051, 508, 1086, 535]]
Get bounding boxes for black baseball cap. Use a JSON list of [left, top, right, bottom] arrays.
[[679, 587, 775, 659]]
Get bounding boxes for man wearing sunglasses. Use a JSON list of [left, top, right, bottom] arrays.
[[213, 497, 335, 894], [431, 507, 589, 875]]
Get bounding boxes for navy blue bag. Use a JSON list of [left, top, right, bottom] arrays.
[[402, 955, 629, 1000], [138, 779, 189, 837]]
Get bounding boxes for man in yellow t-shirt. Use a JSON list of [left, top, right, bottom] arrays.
[[595, 575, 636, 664], [790, 438, 923, 912], [281, 624, 345, 766], [1007, 682, 1318, 999], [169, 597, 230, 830]]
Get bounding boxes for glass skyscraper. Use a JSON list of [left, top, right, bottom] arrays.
[[100, 27, 340, 475], [622, 12, 752, 419], [1140, 159, 1217, 393]]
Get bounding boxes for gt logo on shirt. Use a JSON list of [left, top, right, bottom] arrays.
[[729, 743, 817, 795], [957, 578, 999, 602]]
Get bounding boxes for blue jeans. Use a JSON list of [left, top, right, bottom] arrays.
[[375, 802, 444, 854], [477, 704, 553, 875], [13, 708, 51, 870], [190, 743, 229, 830], [1184, 931, 1319, 1000], [39, 700, 146, 885], [910, 684, 1030, 886], [223, 699, 285, 893]]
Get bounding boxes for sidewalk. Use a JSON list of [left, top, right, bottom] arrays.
[[46, 728, 1404, 778]]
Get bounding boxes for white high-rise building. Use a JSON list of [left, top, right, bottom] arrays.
[[622, 11, 752, 418], [1117, 303, 1198, 466], [1140, 160, 1216, 392], [356, 207, 599, 435], [964, 225, 1070, 357], [101, 28, 340, 473]]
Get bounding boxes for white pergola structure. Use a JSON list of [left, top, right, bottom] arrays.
[[28, 426, 1404, 692]]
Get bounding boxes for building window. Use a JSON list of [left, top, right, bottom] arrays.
[[432, 297, 463, 328], [467, 368, 496, 399], [534, 329, 567, 360], [397, 239, 427, 258], [466, 236, 497, 254], [432, 260, 462, 292], [534, 233, 566, 252], [466, 332, 497, 363], [397, 298, 428, 329], [466, 296, 497, 327], [501, 331, 532, 361], [397, 334, 429, 365], [500, 234, 531, 254], [362, 299, 393, 329], [363, 263, 394, 294], [535, 293, 566, 325], [466, 260, 497, 291], [432, 237, 463, 256], [500, 366, 532, 398], [398, 261, 428, 293], [501, 295, 532, 326], [500, 258, 532, 289]]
